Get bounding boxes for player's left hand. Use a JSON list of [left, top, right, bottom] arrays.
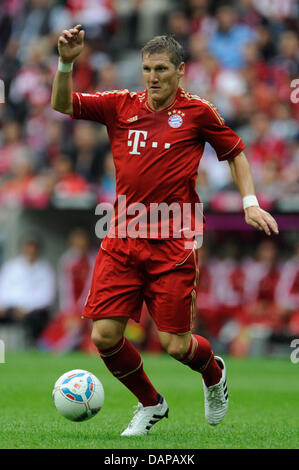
[[244, 206, 279, 236]]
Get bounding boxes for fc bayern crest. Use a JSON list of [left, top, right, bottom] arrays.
[[168, 110, 184, 128]]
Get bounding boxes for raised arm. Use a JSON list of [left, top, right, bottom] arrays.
[[228, 151, 279, 236], [51, 24, 85, 115]]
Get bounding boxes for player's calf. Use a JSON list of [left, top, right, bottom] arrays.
[[172, 334, 223, 386]]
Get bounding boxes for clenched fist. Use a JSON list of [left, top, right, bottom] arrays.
[[58, 24, 85, 64]]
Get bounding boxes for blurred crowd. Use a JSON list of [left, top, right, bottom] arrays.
[[0, 228, 298, 356], [0, 0, 298, 211], [195, 238, 299, 355], [0, 228, 96, 350]]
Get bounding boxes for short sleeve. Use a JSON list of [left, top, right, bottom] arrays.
[[199, 100, 245, 161], [71, 90, 128, 126]]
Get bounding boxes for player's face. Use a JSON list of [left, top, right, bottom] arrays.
[[142, 52, 184, 110]]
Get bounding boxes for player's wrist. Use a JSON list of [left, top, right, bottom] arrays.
[[243, 194, 259, 210], [58, 57, 74, 72]]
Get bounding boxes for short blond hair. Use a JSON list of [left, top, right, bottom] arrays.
[[142, 35, 184, 68]]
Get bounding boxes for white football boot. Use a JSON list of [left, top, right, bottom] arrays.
[[202, 355, 229, 425], [121, 394, 169, 436]]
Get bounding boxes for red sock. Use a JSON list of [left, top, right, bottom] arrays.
[[180, 335, 222, 387], [98, 337, 159, 407]]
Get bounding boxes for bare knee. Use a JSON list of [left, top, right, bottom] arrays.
[[91, 318, 127, 350], [166, 342, 189, 360], [158, 331, 191, 361], [91, 327, 119, 350]]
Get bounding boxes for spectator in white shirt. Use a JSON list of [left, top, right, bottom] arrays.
[[0, 236, 56, 345]]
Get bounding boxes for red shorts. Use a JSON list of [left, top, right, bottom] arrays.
[[82, 237, 199, 334]]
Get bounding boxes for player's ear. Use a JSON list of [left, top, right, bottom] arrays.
[[177, 62, 185, 79]]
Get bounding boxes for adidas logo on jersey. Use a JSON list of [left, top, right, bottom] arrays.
[[127, 115, 138, 122]]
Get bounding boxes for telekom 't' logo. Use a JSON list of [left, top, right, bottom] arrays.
[[128, 130, 148, 155], [128, 129, 171, 155]]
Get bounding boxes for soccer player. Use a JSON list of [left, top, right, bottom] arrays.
[[51, 25, 279, 436]]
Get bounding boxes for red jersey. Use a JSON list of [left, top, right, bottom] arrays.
[[71, 86, 245, 238]]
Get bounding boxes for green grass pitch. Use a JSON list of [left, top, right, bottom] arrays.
[[0, 350, 298, 449]]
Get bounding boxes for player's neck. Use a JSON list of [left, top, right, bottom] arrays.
[[147, 90, 178, 112]]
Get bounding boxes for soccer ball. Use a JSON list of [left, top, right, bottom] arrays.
[[52, 369, 104, 422]]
